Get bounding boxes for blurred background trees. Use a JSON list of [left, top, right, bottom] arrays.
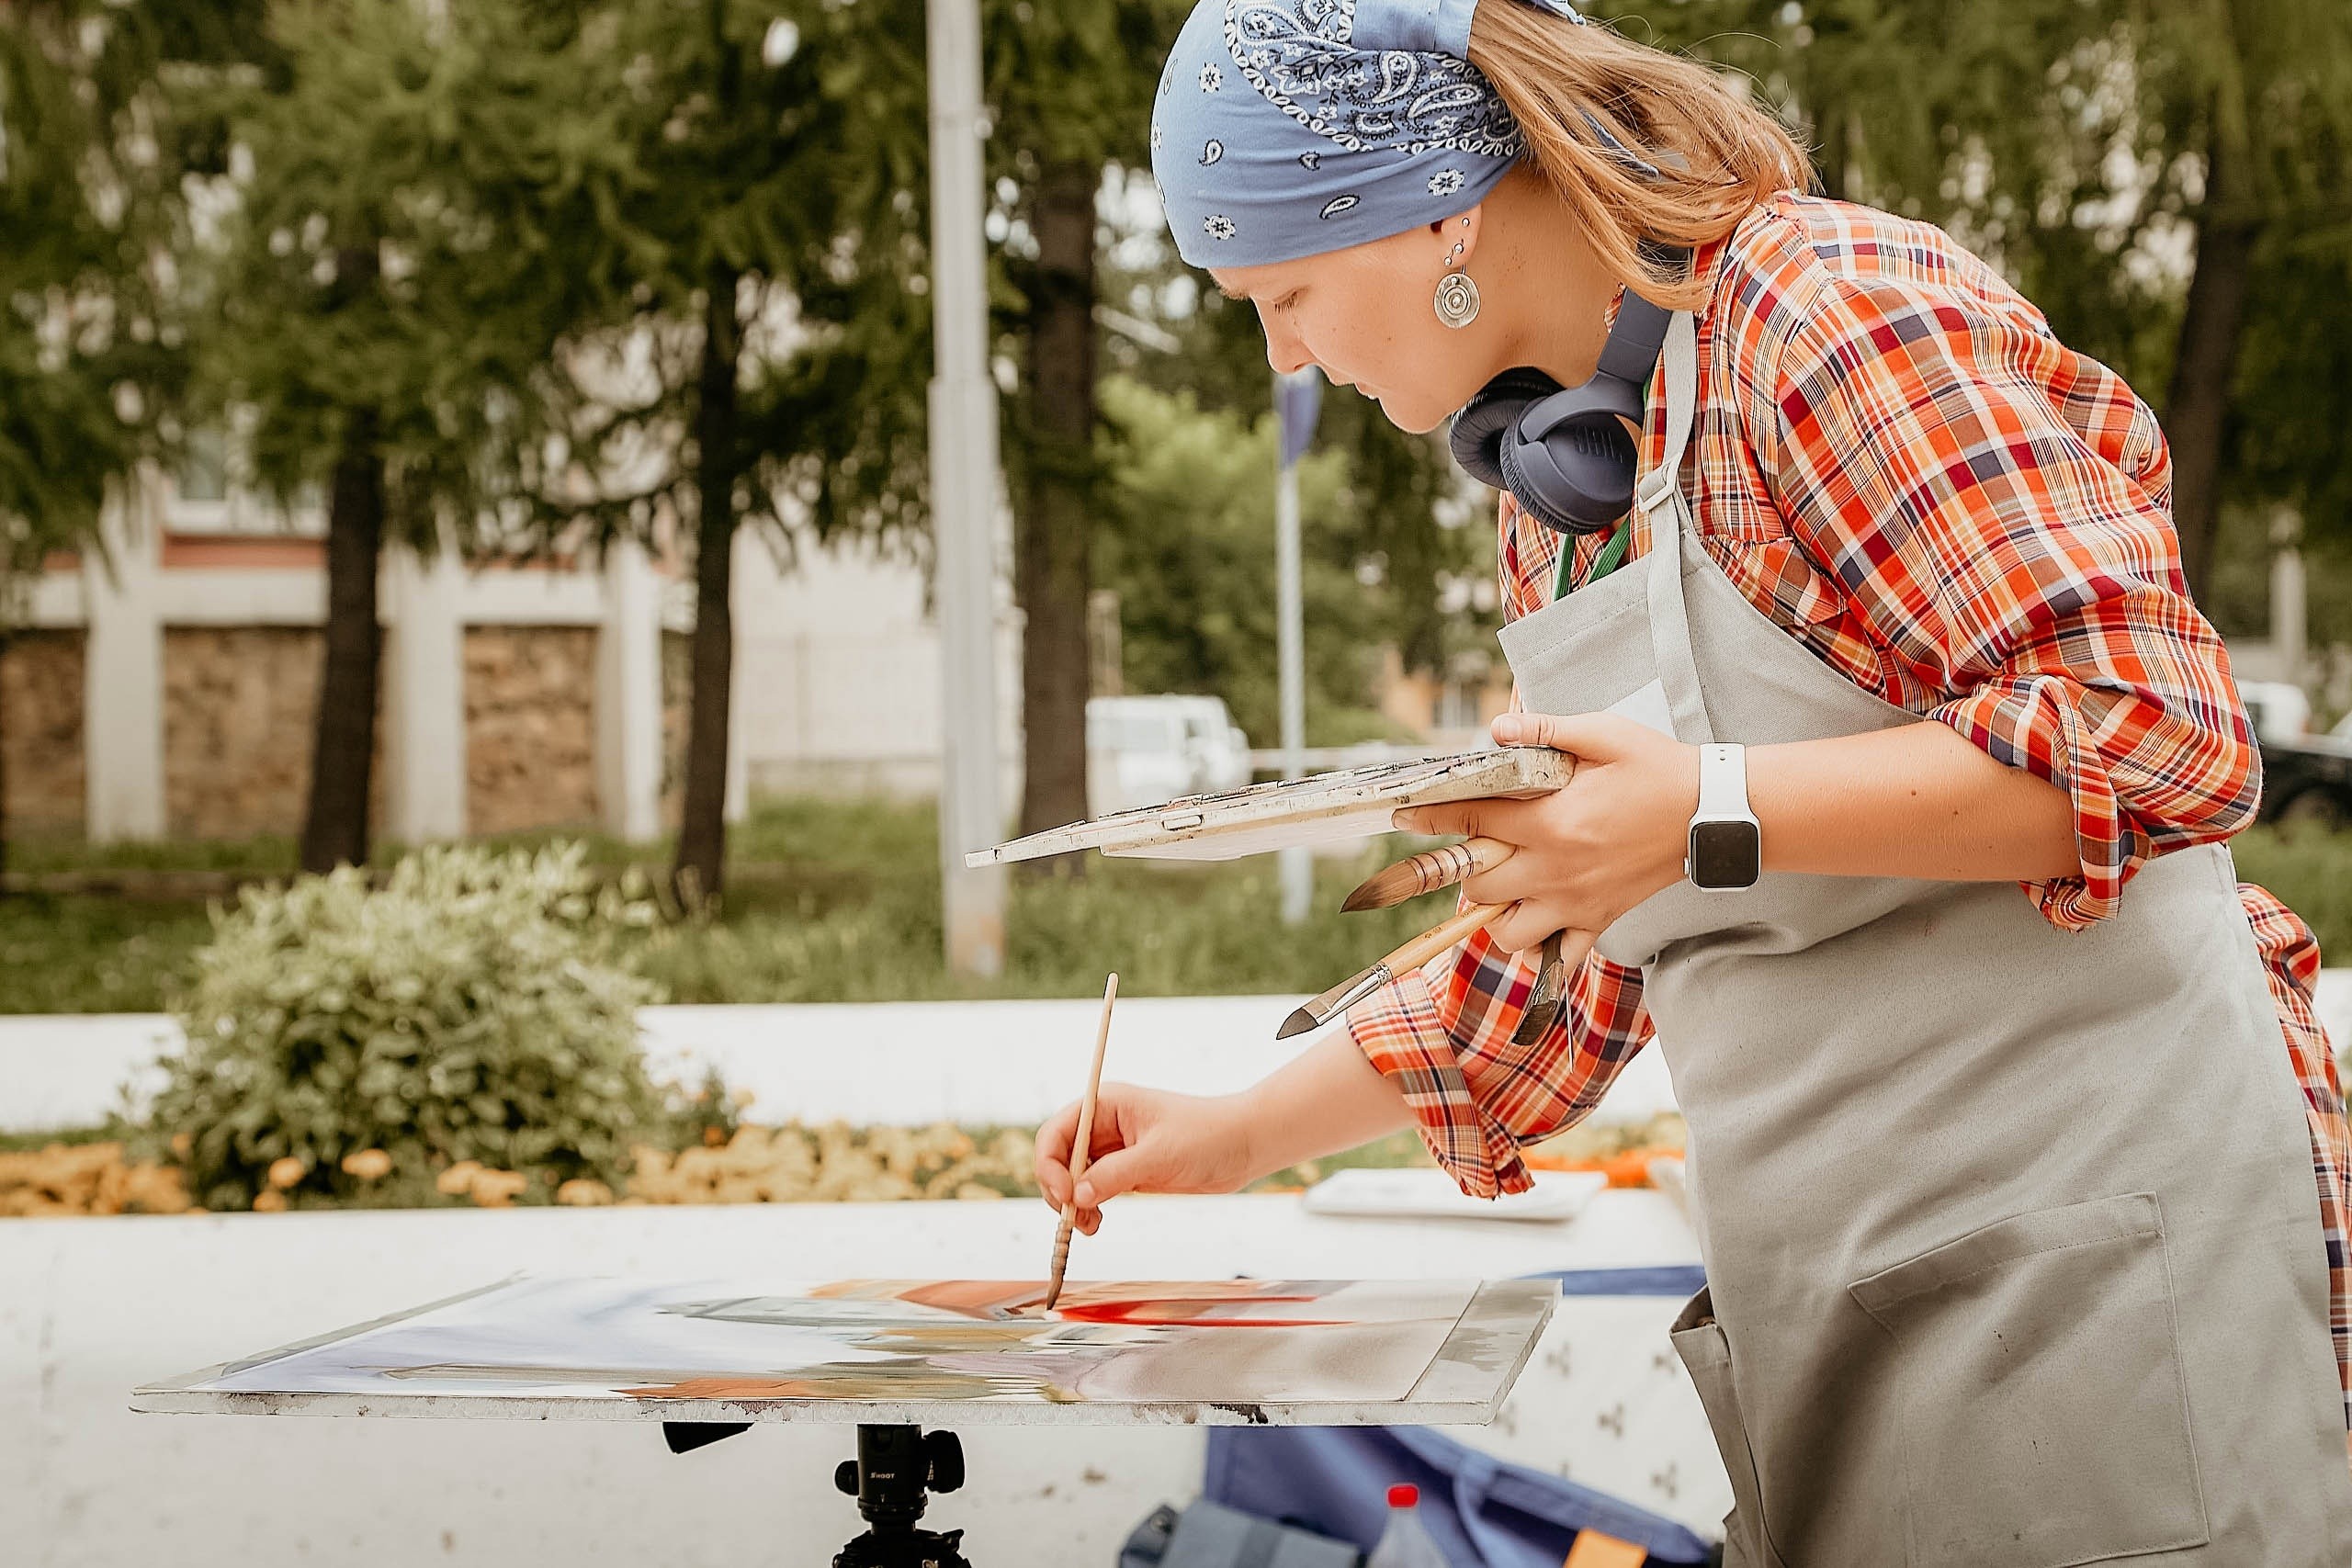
[[1629, 0, 2352, 605], [5, 0, 2348, 881]]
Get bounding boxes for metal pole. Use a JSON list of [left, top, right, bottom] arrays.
[[1274, 376, 1310, 926], [927, 0, 1005, 977]]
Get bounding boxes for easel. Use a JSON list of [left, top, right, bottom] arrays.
[[666, 1420, 973, 1568]]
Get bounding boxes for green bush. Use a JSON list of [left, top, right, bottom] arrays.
[[141, 841, 670, 1211]]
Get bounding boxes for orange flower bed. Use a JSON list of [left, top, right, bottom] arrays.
[[0, 1143, 195, 1217]]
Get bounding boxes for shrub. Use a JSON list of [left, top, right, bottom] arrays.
[[142, 841, 669, 1211]]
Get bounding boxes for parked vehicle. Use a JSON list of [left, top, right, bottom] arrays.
[[2239, 680, 2314, 746], [1086, 694, 1251, 817], [2239, 680, 2352, 827]]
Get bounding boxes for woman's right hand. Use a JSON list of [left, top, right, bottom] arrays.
[[1034, 1084, 1260, 1235]]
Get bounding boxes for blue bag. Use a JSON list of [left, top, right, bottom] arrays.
[[1204, 1426, 1716, 1567]]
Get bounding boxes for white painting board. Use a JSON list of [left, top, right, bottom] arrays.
[[962, 749, 1572, 865], [132, 1276, 1557, 1428]]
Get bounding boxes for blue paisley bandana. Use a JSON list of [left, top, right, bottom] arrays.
[[1151, 0, 1588, 269]]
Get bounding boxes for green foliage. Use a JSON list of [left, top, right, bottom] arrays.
[[0, 895, 218, 1014], [525, 0, 944, 555], [1632, 0, 2352, 554], [186, 0, 634, 545], [1094, 375, 1418, 747], [140, 841, 669, 1210], [17, 801, 2352, 1015], [2232, 822, 2352, 959]]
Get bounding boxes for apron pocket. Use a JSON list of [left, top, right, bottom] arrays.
[[1847, 1192, 2211, 1567], [1669, 1287, 1782, 1568]]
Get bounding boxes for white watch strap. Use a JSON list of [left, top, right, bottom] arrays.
[[1695, 743, 1748, 818]]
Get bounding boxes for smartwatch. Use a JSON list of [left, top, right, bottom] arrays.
[[1686, 742, 1762, 891]]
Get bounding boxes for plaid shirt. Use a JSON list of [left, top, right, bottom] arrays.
[[1346, 192, 2352, 1423]]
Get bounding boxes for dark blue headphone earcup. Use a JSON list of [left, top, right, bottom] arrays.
[[1446, 272, 1678, 538], [1498, 380, 1643, 533], [1448, 368, 1566, 492]]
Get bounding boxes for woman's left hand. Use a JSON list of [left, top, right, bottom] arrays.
[[1393, 712, 1701, 955]]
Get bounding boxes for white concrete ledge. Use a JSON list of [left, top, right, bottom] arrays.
[[0, 996, 1688, 1135]]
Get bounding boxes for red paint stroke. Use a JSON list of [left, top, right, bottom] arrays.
[[1052, 1297, 1341, 1328]]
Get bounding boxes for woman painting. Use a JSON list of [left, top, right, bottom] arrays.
[[1035, 0, 2352, 1560]]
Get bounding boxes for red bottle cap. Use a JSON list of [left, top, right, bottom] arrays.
[[1387, 1483, 1419, 1509]]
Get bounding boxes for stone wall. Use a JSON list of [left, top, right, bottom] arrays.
[[463, 626, 598, 836], [161, 626, 390, 841], [0, 631, 86, 835], [23, 623, 633, 845]]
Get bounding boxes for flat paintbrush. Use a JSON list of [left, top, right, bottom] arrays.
[[1043, 972, 1119, 1313], [1276, 901, 1506, 1040], [1340, 835, 1514, 912]]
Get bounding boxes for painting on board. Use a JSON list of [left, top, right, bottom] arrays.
[[175, 1278, 1507, 1410]]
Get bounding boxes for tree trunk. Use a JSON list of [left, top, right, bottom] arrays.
[[672, 256, 741, 909], [1014, 159, 1100, 860], [0, 626, 11, 886], [2163, 130, 2259, 603], [299, 408, 386, 874]]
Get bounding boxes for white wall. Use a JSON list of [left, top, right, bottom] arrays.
[[731, 532, 1023, 802], [0, 995, 1690, 1137]]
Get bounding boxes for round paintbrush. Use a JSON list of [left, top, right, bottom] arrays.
[[1340, 836, 1514, 912], [1044, 972, 1119, 1313]]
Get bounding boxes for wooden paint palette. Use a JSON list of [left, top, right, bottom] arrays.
[[964, 748, 1571, 865]]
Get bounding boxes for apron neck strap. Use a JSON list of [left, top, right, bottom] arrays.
[[1635, 310, 1699, 542], [1638, 310, 1712, 741]]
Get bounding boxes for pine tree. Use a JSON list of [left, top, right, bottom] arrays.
[[181, 0, 635, 873], [0, 3, 239, 869], [536, 0, 935, 906]]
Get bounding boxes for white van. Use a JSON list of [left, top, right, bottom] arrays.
[[1085, 694, 1252, 816]]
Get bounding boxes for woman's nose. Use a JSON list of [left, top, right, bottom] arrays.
[[1262, 322, 1315, 378]]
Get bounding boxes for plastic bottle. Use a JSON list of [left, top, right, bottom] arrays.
[[1365, 1483, 1449, 1568]]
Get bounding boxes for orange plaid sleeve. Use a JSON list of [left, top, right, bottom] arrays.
[[1343, 917, 1655, 1201], [1343, 492, 1656, 1201], [1763, 273, 2260, 930]]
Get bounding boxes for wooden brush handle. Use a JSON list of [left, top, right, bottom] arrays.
[[1295, 901, 1507, 1022], [1046, 972, 1121, 1307], [1066, 973, 1119, 1201], [1388, 900, 1508, 973]]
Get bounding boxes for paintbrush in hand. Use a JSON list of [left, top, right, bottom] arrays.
[[1044, 972, 1119, 1314], [1276, 902, 1506, 1040], [1340, 835, 1514, 912]]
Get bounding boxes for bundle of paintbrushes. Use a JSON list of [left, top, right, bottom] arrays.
[[1280, 835, 1569, 1045]]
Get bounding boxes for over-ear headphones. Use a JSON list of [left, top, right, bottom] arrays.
[[1446, 276, 1675, 535]]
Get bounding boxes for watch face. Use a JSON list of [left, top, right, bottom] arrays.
[[1689, 819, 1761, 889]]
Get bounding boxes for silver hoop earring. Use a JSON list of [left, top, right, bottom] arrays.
[[1434, 269, 1480, 329]]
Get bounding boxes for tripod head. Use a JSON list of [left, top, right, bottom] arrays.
[[832, 1424, 971, 1568]]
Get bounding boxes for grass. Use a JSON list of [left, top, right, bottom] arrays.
[[7, 797, 2352, 1017], [0, 795, 1457, 1014]]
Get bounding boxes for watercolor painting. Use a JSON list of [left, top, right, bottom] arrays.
[[182, 1278, 1498, 1410]]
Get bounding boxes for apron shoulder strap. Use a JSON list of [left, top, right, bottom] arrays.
[[1638, 311, 1711, 740]]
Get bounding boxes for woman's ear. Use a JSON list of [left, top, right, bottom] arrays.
[[1435, 208, 1484, 273]]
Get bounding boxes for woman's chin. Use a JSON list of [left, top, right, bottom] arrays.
[[1369, 388, 1445, 435]]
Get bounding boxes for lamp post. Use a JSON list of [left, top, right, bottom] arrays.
[[1273, 366, 1323, 925], [926, 0, 1005, 977]]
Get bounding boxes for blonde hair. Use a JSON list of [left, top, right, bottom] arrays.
[[1468, 6, 1812, 309]]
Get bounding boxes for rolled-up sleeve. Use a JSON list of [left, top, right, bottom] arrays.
[[1345, 913, 1653, 1199], [1765, 275, 2258, 928]]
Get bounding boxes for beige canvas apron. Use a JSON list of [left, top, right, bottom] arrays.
[[1496, 310, 2352, 1565]]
